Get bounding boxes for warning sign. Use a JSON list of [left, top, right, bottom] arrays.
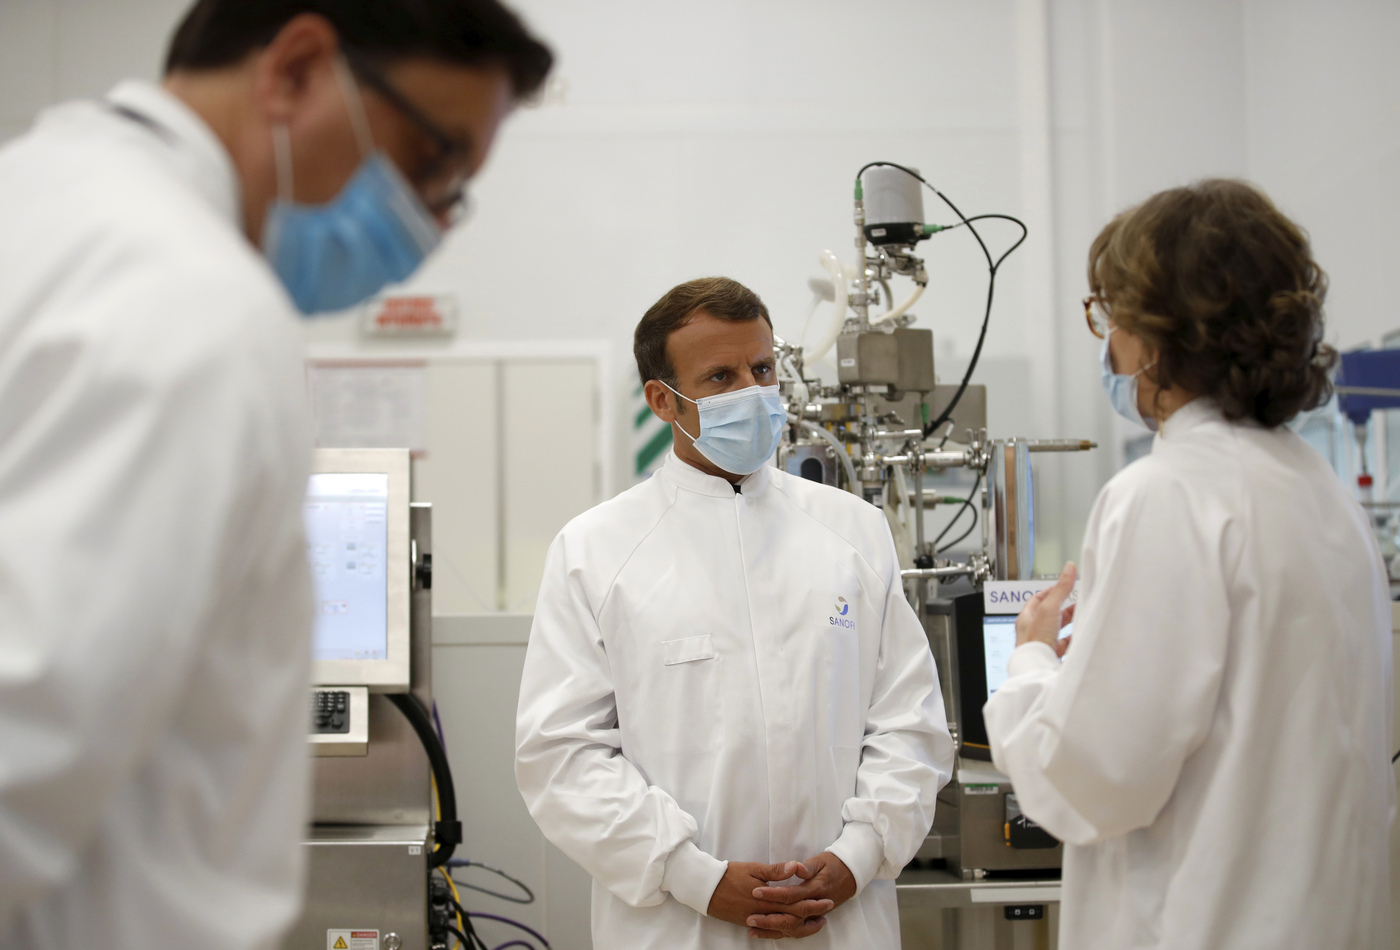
[[327, 930, 379, 950]]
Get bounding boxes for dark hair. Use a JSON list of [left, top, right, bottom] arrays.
[[634, 277, 773, 387], [165, 0, 553, 100], [1089, 178, 1335, 428]]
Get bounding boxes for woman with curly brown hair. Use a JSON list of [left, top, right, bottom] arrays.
[[984, 179, 1393, 949]]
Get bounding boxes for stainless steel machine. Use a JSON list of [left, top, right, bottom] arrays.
[[776, 163, 1093, 946], [282, 449, 461, 950]]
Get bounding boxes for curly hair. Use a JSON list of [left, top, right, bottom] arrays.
[[1088, 179, 1335, 428]]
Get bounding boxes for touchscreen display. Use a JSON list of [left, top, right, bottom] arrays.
[[304, 473, 389, 661], [983, 615, 1074, 695], [982, 615, 1018, 695]]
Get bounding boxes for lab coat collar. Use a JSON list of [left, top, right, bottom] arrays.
[[659, 450, 773, 498], [1156, 397, 1223, 444], [102, 80, 242, 228]]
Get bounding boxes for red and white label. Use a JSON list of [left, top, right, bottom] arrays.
[[362, 295, 457, 337], [327, 930, 379, 950]]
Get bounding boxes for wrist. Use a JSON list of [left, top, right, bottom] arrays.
[[826, 822, 883, 893], [661, 840, 727, 916], [1009, 640, 1060, 672]]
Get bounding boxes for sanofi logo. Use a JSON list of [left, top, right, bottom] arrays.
[[984, 580, 1079, 616], [987, 589, 1036, 607], [829, 596, 855, 629]]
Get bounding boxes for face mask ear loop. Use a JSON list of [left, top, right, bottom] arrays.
[[272, 123, 294, 203], [333, 56, 377, 159], [1107, 326, 1158, 381], [657, 379, 701, 443], [1131, 358, 1158, 381]]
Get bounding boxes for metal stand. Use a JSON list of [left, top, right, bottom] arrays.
[[897, 870, 1060, 950], [282, 505, 436, 950]]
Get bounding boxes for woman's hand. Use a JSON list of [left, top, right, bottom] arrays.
[[1015, 562, 1077, 656]]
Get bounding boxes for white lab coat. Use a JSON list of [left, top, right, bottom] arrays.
[[0, 82, 313, 948], [516, 451, 954, 949], [985, 399, 1394, 949]]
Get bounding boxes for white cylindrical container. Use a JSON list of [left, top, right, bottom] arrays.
[[862, 165, 925, 245]]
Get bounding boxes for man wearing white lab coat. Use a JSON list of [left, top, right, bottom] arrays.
[[516, 277, 954, 949], [0, 2, 549, 947]]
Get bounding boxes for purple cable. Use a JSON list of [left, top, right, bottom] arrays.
[[491, 943, 536, 950], [468, 913, 550, 949], [432, 699, 446, 747]]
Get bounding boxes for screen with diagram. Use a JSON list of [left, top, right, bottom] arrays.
[[983, 614, 1074, 696], [304, 473, 389, 662], [982, 615, 1018, 696]]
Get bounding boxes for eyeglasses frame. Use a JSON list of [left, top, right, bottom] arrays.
[[342, 46, 471, 215]]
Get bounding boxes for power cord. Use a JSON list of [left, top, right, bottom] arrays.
[[389, 692, 461, 868], [448, 858, 536, 904], [855, 162, 1029, 439]]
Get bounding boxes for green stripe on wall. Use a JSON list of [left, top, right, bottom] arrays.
[[635, 425, 673, 475]]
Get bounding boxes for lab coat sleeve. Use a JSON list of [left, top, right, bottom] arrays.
[[0, 279, 298, 928], [515, 534, 727, 915], [983, 473, 1231, 846], [829, 529, 955, 891]]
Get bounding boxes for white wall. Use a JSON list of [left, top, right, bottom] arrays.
[[1242, 0, 1400, 350]]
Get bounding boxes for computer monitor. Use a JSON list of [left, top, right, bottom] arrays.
[[305, 448, 411, 691], [954, 590, 1074, 759], [981, 614, 1018, 697]]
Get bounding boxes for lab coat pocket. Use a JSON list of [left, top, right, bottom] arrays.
[[662, 634, 717, 666], [640, 635, 719, 756]]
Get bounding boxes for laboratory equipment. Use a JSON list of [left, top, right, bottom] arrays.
[[1336, 349, 1400, 586], [910, 590, 1064, 878], [775, 162, 1094, 592], [282, 448, 461, 950], [775, 163, 1092, 942]]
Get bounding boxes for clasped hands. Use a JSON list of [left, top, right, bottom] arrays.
[[706, 852, 857, 940]]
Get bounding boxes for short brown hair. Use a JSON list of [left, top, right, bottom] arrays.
[[634, 277, 773, 386], [1089, 179, 1335, 428]]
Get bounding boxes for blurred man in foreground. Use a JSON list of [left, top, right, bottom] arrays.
[[0, 2, 549, 946]]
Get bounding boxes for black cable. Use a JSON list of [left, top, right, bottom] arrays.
[[449, 859, 536, 904], [932, 471, 982, 551], [937, 506, 979, 554], [855, 162, 1028, 439], [388, 692, 461, 868], [1392, 748, 1399, 764], [446, 923, 487, 950]]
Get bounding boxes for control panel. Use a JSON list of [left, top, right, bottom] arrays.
[[308, 685, 369, 756]]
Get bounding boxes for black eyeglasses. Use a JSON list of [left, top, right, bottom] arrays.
[[343, 46, 472, 215]]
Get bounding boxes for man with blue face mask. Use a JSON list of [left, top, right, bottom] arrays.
[[0, 3, 549, 949], [516, 277, 955, 950]]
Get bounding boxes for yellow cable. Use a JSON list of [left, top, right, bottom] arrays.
[[440, 866, 468, 947], [431, 774, 441, 853], [429, 782, 465, 947]]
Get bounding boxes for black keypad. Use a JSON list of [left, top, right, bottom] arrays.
[[310, 690, 351, 734]]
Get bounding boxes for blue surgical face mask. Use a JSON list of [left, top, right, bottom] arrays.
[[1100, 329, 1158, 431], [661, 381, 786, 475], [262, 60, 441, 315]]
